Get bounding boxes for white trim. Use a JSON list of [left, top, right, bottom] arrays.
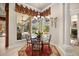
[[50, 43, 65, 56], [70, 9, 79, 15], [55, 45, 65, 55], [56, 46, 65, 56]]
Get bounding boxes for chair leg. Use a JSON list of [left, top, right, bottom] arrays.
[[27, 43, 29, 47], [39, 45, 42, 56], [27, 43, 28, 47], [48, 44, 50, 51], [32, 44, 33, 56]]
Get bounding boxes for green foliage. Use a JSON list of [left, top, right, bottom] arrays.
[[32, 26, 37, 33], [35, 31, 43, 36], [32, 26, 37, 30], [44, 25, 49, 32], [71, 29, 77, 38]]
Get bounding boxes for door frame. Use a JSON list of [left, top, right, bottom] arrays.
[[5, 3, 9, 48]]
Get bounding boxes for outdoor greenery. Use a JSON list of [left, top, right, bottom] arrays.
[[35, 31, 43, 38], [71, 29, 77, 38], [43, 25, 49, 32], [32, 26, 37, 33], [24, 22, 30, 32]]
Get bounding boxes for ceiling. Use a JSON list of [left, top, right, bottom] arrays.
[[26, 3, 79, 11], [25, 3, 79, 12], [26, 3, 51, 10]]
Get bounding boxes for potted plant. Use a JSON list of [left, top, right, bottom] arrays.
[[35, 31, 43, 39]]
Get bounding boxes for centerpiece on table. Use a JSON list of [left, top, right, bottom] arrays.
[[35, 30, 43, 40]]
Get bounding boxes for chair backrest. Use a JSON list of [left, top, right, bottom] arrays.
[[43, 34, 51, 43], [25, 34, 30, 41], [48, 34, 51, 43]]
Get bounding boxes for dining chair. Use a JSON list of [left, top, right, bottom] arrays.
[[25, 34, 31, 47], [43, 34, 51, 51], [31, 37, 43, 56]]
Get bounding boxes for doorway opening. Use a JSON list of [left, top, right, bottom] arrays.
[[70, 15, 79, 45], [0, 3, 9, 48]]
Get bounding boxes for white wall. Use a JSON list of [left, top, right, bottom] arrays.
[[50, 4, 65, 55], [50, 4, 59, 45], [58, 4, 64, 46], [9, 3, 17, 47], [50, 4, 64, 46]]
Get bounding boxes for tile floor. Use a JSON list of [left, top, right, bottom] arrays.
[[0, 37, 5, 48], [0, 39, 27, 56], [63, 45, 79, 56]]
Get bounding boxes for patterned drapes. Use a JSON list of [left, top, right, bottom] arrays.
[[15, 3, 51, 16], [40, 8, 51, 16]]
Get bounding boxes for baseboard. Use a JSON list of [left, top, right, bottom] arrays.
[[51, 43, 65, 56]]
